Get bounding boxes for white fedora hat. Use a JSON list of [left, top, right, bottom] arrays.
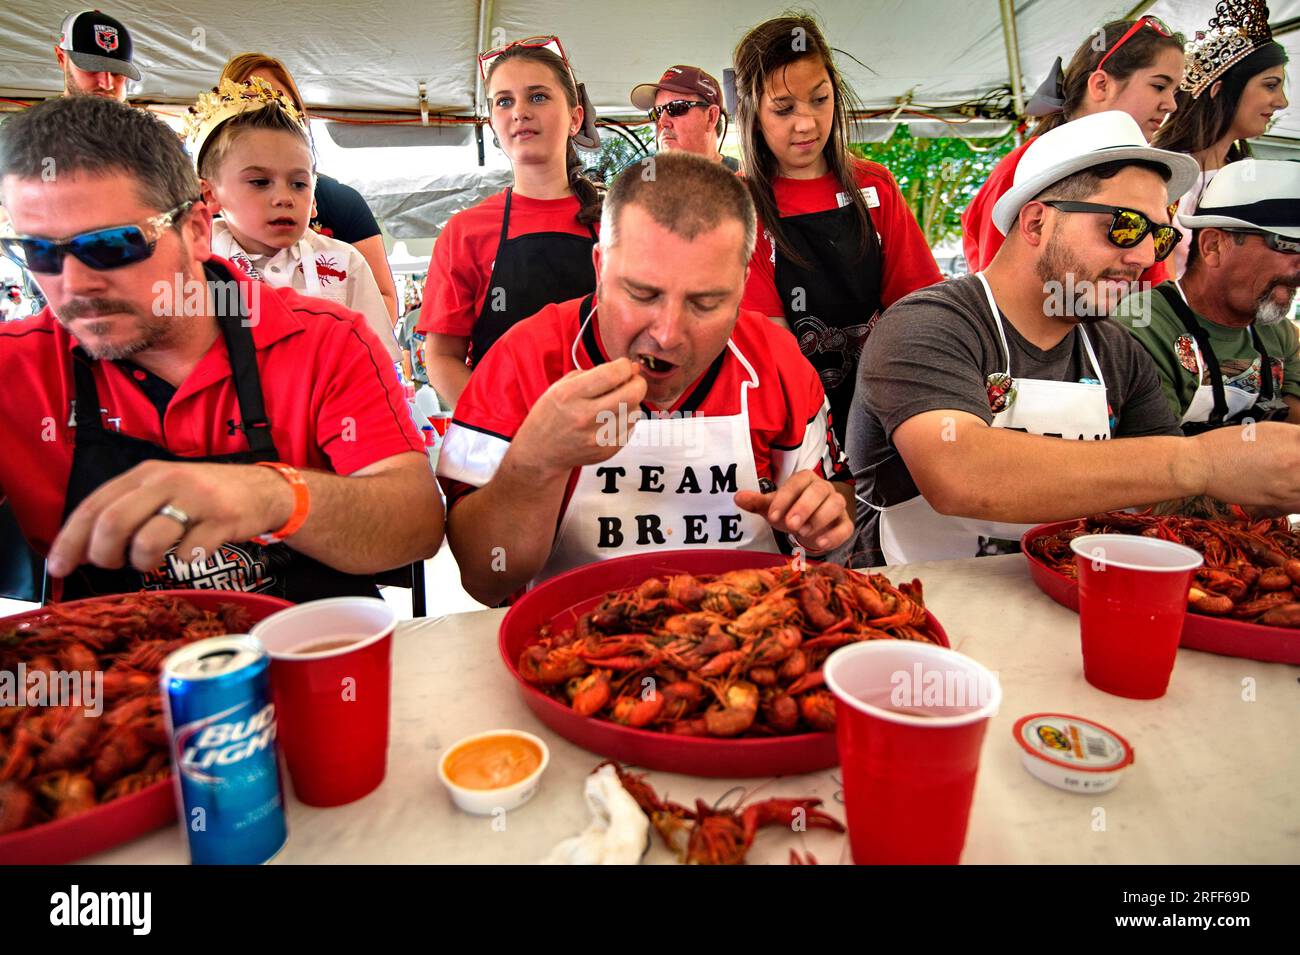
[[1178, 159, 1300, 239], [991, 111, 1200, 236]]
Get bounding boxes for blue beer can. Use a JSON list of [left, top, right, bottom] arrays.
[[161, 635, 288, 864]]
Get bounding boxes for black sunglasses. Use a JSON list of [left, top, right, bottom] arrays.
[[0, 200, 196, 274], [1222, 229, 1300, 254], [1042, 200, 1183, 262], [649, 100, 709, 121]]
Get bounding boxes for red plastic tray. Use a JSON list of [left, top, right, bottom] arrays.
[[499, 549, 949, 778], [1021, 521, 1300, 665], [0, 590, 292, 865]]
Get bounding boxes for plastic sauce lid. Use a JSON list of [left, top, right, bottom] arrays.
[[1013, 713, 1134, 794]]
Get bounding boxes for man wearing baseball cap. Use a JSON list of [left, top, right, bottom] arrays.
[[630, 65, 738, 170], [55, 9, 140, 102], [847, 111, 1300, 566], [1116, 160, 1300, 431]]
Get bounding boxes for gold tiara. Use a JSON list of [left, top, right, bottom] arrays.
[[1180, 0, 1274, 99], [183, 77, 308, 163]]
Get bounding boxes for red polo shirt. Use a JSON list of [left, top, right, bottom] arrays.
[[0, 257, 423, 557]]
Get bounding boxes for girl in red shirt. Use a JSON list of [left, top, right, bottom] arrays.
[[419, 36, 603, 404], [733, 14, 941, 446], [962, 17, 1186, 273]]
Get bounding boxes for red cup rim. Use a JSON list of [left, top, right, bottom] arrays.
[[1069, 534, 1203, 573], [823, 641, 1002, 728], [249, 596, 397, 660], [1012, 713, 1135, 772]]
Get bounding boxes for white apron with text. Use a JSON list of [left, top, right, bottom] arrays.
[[876, 272, 1112, 565], [535, 303, 780, 583]]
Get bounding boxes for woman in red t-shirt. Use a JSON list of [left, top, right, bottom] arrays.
[[962, 17, 1186, 273], [733, 14, 941, 446], [420, 37, 603, 405]]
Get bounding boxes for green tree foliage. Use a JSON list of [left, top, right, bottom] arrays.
[[853, 124, 1015, 247]]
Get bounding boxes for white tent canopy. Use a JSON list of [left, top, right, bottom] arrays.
[[2, 0, 1296, 237]]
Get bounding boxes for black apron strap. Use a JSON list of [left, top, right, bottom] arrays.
[[1248, 324, 1276, 401], [1156, 283, 1230, 423], [496, 187, 514, 250], [216, 285, 278, 460], [70, 348, 105, 431]]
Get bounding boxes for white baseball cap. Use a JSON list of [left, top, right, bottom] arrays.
[[1178, 159, 1300, 240], [991, 111, 1199, 236]]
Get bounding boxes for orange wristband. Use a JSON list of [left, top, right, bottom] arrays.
[[252, 461, 310, 545]]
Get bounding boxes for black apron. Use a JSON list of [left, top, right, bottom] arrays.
[[469, 187, 598, 366], [773, 201, 884, 446], [1154, 284, 1288, 435], [59, 269, 380, 603]]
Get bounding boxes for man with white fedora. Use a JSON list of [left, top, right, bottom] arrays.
[[1116, 160, 1300, 431], [846, 110, 1300, 566]]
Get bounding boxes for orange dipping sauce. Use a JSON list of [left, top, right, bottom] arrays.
[[443, 734, 544, 790]]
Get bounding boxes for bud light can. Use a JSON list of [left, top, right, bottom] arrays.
[[161, 636, 288, 864]]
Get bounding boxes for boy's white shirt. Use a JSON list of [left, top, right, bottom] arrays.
[[210, 219, 399, 361]]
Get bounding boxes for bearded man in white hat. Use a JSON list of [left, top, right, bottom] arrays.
[[1115, 160, 1300, 431], [846, 111, 1300, 567]]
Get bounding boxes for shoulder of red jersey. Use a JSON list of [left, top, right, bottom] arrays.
[[850, 157, 905, 193], [439, 189, 510, 239]]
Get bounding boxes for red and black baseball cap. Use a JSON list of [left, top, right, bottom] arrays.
[[630, 65, 722, 110], [57, 10, 141, 81]]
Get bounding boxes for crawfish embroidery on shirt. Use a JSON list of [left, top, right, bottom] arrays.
[[229, 251, 263, 281], [985, 372, 1016, 414], [1174, 333, 1199, 376], [311, 255, 348, 285]]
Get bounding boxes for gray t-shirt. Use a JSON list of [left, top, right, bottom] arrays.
[[846, 274, 1180, 563]]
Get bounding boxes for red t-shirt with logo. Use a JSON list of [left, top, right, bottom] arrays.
[[416, 190, 597, 338], [0, 257, 423, 559], [742, 158, 942, 317], [437, 296, 850, 521]]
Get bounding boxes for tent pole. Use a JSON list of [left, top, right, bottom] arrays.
[[474, 0, 497, 166], [998, 0, 1026, 144]]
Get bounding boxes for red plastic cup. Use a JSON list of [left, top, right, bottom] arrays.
[[824, 641, 1001, 865], [250, 597, 396, 806], [429, 413, 452, 437], [1069, 534, 1202, 699]]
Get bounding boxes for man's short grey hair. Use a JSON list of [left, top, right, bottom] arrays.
[[600, 151, 756, 263], [0, 96, 199, 213]]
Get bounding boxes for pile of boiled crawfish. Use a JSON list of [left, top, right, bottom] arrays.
[[519, 563, 943, 737], [1027, 512, 1300, 627], [603, 761, 843, 865], [0, 592, 252, 835]]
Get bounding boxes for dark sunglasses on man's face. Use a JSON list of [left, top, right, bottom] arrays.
[[649, 100, 709, 121], [1223, 229, 1300, 255], [1042, 200, 1183, 262], [0, 200, 195, 275]]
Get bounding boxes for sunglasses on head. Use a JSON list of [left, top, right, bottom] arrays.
[[0, 201, 196, 275], [1096, 16, 1174, 74], [1223, 229, 1300, 254], [1042, 200, 1183, 262], [477, 34, 573, 85], [649, 100, 709, 121]]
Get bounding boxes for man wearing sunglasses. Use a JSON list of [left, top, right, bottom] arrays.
[[54, 10, 140, 103], [1116, 160, 1300, 432], [630, 66, 738, 171], [0, 96, 443, 601], [848, 111, 1300, 566]]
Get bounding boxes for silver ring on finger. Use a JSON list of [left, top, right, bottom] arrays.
[[156, 503, 191, 531]]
